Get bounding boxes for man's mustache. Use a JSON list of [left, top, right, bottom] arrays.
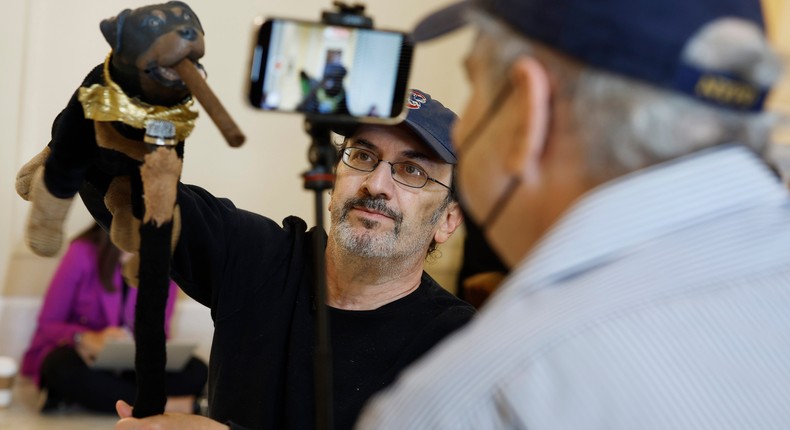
[[342, 197, 403, 225]]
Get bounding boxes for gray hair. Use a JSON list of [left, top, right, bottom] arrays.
[[471, 11, 782, 182]]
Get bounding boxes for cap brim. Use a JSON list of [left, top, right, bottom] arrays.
[[331, 123, 358, 138], [412, 1, 471, 42]]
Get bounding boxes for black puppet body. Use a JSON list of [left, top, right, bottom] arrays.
[[15, 1, 206, 417]]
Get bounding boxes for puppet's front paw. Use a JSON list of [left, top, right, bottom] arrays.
[[15, 148, 51, 201], [26, 168, 73, 256]]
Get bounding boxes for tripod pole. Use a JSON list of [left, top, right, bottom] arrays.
[[303, 120, 336, 430], [303, 6, 374, 427]]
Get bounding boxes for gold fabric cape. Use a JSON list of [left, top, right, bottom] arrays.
[[78, 53, 197, 141]]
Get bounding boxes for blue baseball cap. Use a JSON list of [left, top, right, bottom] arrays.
[[413, 0, 771, 112], [401, 89, 458, 164], [335, 89, 458, 164]]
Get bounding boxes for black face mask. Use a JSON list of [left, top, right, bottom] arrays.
[[456, 80, 522, 232]]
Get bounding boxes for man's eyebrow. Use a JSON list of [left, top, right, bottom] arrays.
[[351, 138, 376, 151], [351, 137, 434, 163], [401, 149, 432, 163]]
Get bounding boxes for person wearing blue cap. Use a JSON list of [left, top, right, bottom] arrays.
[[357, 1, 790, 429], [81, 88, 474, 430]]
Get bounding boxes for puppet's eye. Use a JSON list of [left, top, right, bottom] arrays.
[[144, 16, 164, 28]]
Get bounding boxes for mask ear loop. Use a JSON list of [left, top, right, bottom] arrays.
[[480, 175, 521, 229], [456, 78, 518, 230], [456, 80, 513, 156]]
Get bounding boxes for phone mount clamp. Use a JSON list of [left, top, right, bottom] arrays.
[[321, 1, 373, 28], [302, 1, 374, 192], [302, 3, 375, 430]]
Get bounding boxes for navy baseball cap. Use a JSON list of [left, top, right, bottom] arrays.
[[413, 0, 771, 112], [336, 89, 458, 164]]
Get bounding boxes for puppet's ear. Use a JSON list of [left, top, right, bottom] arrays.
[[100, 9, 131, 52]]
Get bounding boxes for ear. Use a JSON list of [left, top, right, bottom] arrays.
[[433, 201, 463, 245], [504, 56, 551, 176], [100, 9, 131, 52]]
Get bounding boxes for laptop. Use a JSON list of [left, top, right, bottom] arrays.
[[90, 339, 197, 371]]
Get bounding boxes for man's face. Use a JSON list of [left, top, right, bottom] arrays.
[[329, 124, 454, 259], [453, 33, 581, 267]]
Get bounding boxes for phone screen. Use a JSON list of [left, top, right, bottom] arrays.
[[248, 18, 413, 122]]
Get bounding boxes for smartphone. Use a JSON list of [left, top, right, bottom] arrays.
[[248, 17, 413, 124]]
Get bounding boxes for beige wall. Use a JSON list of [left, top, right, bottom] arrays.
[[3, 1, 789, 300], [764, 0, 790, 145], [0, 2, 28, 299], [0, 1, 472, 299]]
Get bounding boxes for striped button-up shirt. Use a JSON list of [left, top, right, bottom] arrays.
[[357, 144, 790, 430]]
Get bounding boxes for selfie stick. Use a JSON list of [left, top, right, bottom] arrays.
[[303, 120, 336, 430], [304, 4, 374, 430]]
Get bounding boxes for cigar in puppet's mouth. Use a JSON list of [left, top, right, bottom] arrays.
[[173, 59, 245, 147], [148, 60, 207, 89]]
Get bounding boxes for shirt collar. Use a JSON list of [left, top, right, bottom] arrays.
[[502, 144, 787, 295]]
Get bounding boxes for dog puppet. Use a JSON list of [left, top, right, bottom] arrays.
[[15, 1, 205, 417], [16, 1, 205, 262]]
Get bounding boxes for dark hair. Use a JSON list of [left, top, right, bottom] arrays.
[[73, 223, 122, 293]]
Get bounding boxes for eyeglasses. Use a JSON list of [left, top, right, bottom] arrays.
[[341, 147, 453, 191]]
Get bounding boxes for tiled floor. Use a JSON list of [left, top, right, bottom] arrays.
[[0, 376, 117, 429]]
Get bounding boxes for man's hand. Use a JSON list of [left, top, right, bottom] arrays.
[[115, 400, 230, 430]]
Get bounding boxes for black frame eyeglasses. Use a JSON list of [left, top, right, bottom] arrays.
[[341, 147, 453, 191]]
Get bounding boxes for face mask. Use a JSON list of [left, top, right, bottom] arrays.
[[456, 80, 522, 231]]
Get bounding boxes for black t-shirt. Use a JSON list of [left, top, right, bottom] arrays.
[[82, 178, 475, 430], [330, 280, 475, 429]]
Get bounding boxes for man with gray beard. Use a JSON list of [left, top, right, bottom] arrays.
[[83, 89, 475, 430]]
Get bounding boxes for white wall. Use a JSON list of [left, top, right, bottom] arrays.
[[0, 0, 471, 361], [0, 1, 28, 300], [764, 0, 790, 119], [0, 0, 471, 297]]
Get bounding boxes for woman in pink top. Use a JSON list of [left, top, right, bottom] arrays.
[[21, 223, 207, 414]]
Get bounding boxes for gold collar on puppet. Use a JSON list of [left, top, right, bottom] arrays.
[[78, 53, 197, 142]]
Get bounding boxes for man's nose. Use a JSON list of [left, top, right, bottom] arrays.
[[362, 161, 395, 198]]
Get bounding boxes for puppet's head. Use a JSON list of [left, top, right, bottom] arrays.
[[100, 1, 205, 106]]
